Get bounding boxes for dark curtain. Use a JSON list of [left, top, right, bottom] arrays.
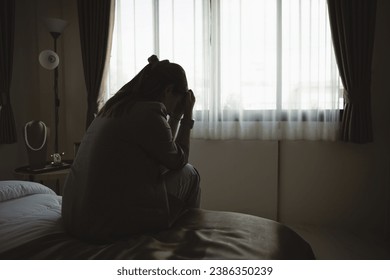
[[327, 0, 377, 143], [0, 0, 17, 144], [78, 0, 112, 129]]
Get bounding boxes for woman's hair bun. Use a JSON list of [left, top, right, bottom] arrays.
[[148, 55, 159, 64]]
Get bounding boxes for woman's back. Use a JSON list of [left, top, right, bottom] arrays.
[[61, 102, 187, 243]]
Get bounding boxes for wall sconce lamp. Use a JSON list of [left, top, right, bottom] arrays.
[[38, 18, 67, 156]]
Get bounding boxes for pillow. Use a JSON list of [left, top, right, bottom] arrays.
[[0, 180, 56, 202]]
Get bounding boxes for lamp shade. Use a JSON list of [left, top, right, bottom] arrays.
[[39, 50, 59, 70], [43, 18, 68, 34]]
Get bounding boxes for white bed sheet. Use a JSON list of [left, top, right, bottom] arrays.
[[0, 181, 62, 254]]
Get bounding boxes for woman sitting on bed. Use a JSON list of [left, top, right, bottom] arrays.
[[62, 55, 200, 243]]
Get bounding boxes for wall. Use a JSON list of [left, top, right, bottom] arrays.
[[371, 0, 390, 241], [0, 0, 85, 178], [1, 0, 389, 240], [190, 140, 279, 220], [0, 0, 42, 178]]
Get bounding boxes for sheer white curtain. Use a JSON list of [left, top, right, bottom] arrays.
[[105, 0, 342, 140]]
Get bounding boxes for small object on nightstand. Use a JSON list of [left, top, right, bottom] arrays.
[[51, 152, 65, 166]]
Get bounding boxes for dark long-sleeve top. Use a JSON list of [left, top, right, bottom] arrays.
[[61, 102, 188, 243]]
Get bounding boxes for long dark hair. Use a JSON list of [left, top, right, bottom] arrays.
[[98, 55, 188, 118]]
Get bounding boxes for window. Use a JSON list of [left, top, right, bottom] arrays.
[[105, 0, 342, 140]]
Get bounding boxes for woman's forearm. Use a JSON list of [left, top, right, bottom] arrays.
[[168, 115, 180, 139], [175, 111, 193, 156], [172, 90, 195, 157]]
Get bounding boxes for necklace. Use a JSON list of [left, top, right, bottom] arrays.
[[24, 121, 47, 151]]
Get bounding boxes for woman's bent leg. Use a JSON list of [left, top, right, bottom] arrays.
[[164, 164, 201, 208]]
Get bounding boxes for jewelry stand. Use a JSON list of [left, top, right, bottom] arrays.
[[23, 121, 48, 170]]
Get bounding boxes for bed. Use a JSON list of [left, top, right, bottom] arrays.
[[0, 180, 315, 259]]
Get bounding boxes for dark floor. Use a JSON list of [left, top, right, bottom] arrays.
[[290, 225, 390, 260]]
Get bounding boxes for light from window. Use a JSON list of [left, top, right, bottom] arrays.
[[106, 0, 343, 112]]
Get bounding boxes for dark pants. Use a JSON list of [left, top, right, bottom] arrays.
[[164, 164, 201, 209]]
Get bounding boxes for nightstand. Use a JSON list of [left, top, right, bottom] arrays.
[[14, 160, 72, 195]]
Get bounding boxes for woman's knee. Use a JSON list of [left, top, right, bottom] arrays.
[[183, 164, 201, 208], [183, 164, 200, 184], [164, 163, 200, 200], [166, 163, 199, 182]]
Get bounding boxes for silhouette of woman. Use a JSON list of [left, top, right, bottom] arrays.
[[62, 55, 200, 243]]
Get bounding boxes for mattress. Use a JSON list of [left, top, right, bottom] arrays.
[[0, 180, 315, 259]]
